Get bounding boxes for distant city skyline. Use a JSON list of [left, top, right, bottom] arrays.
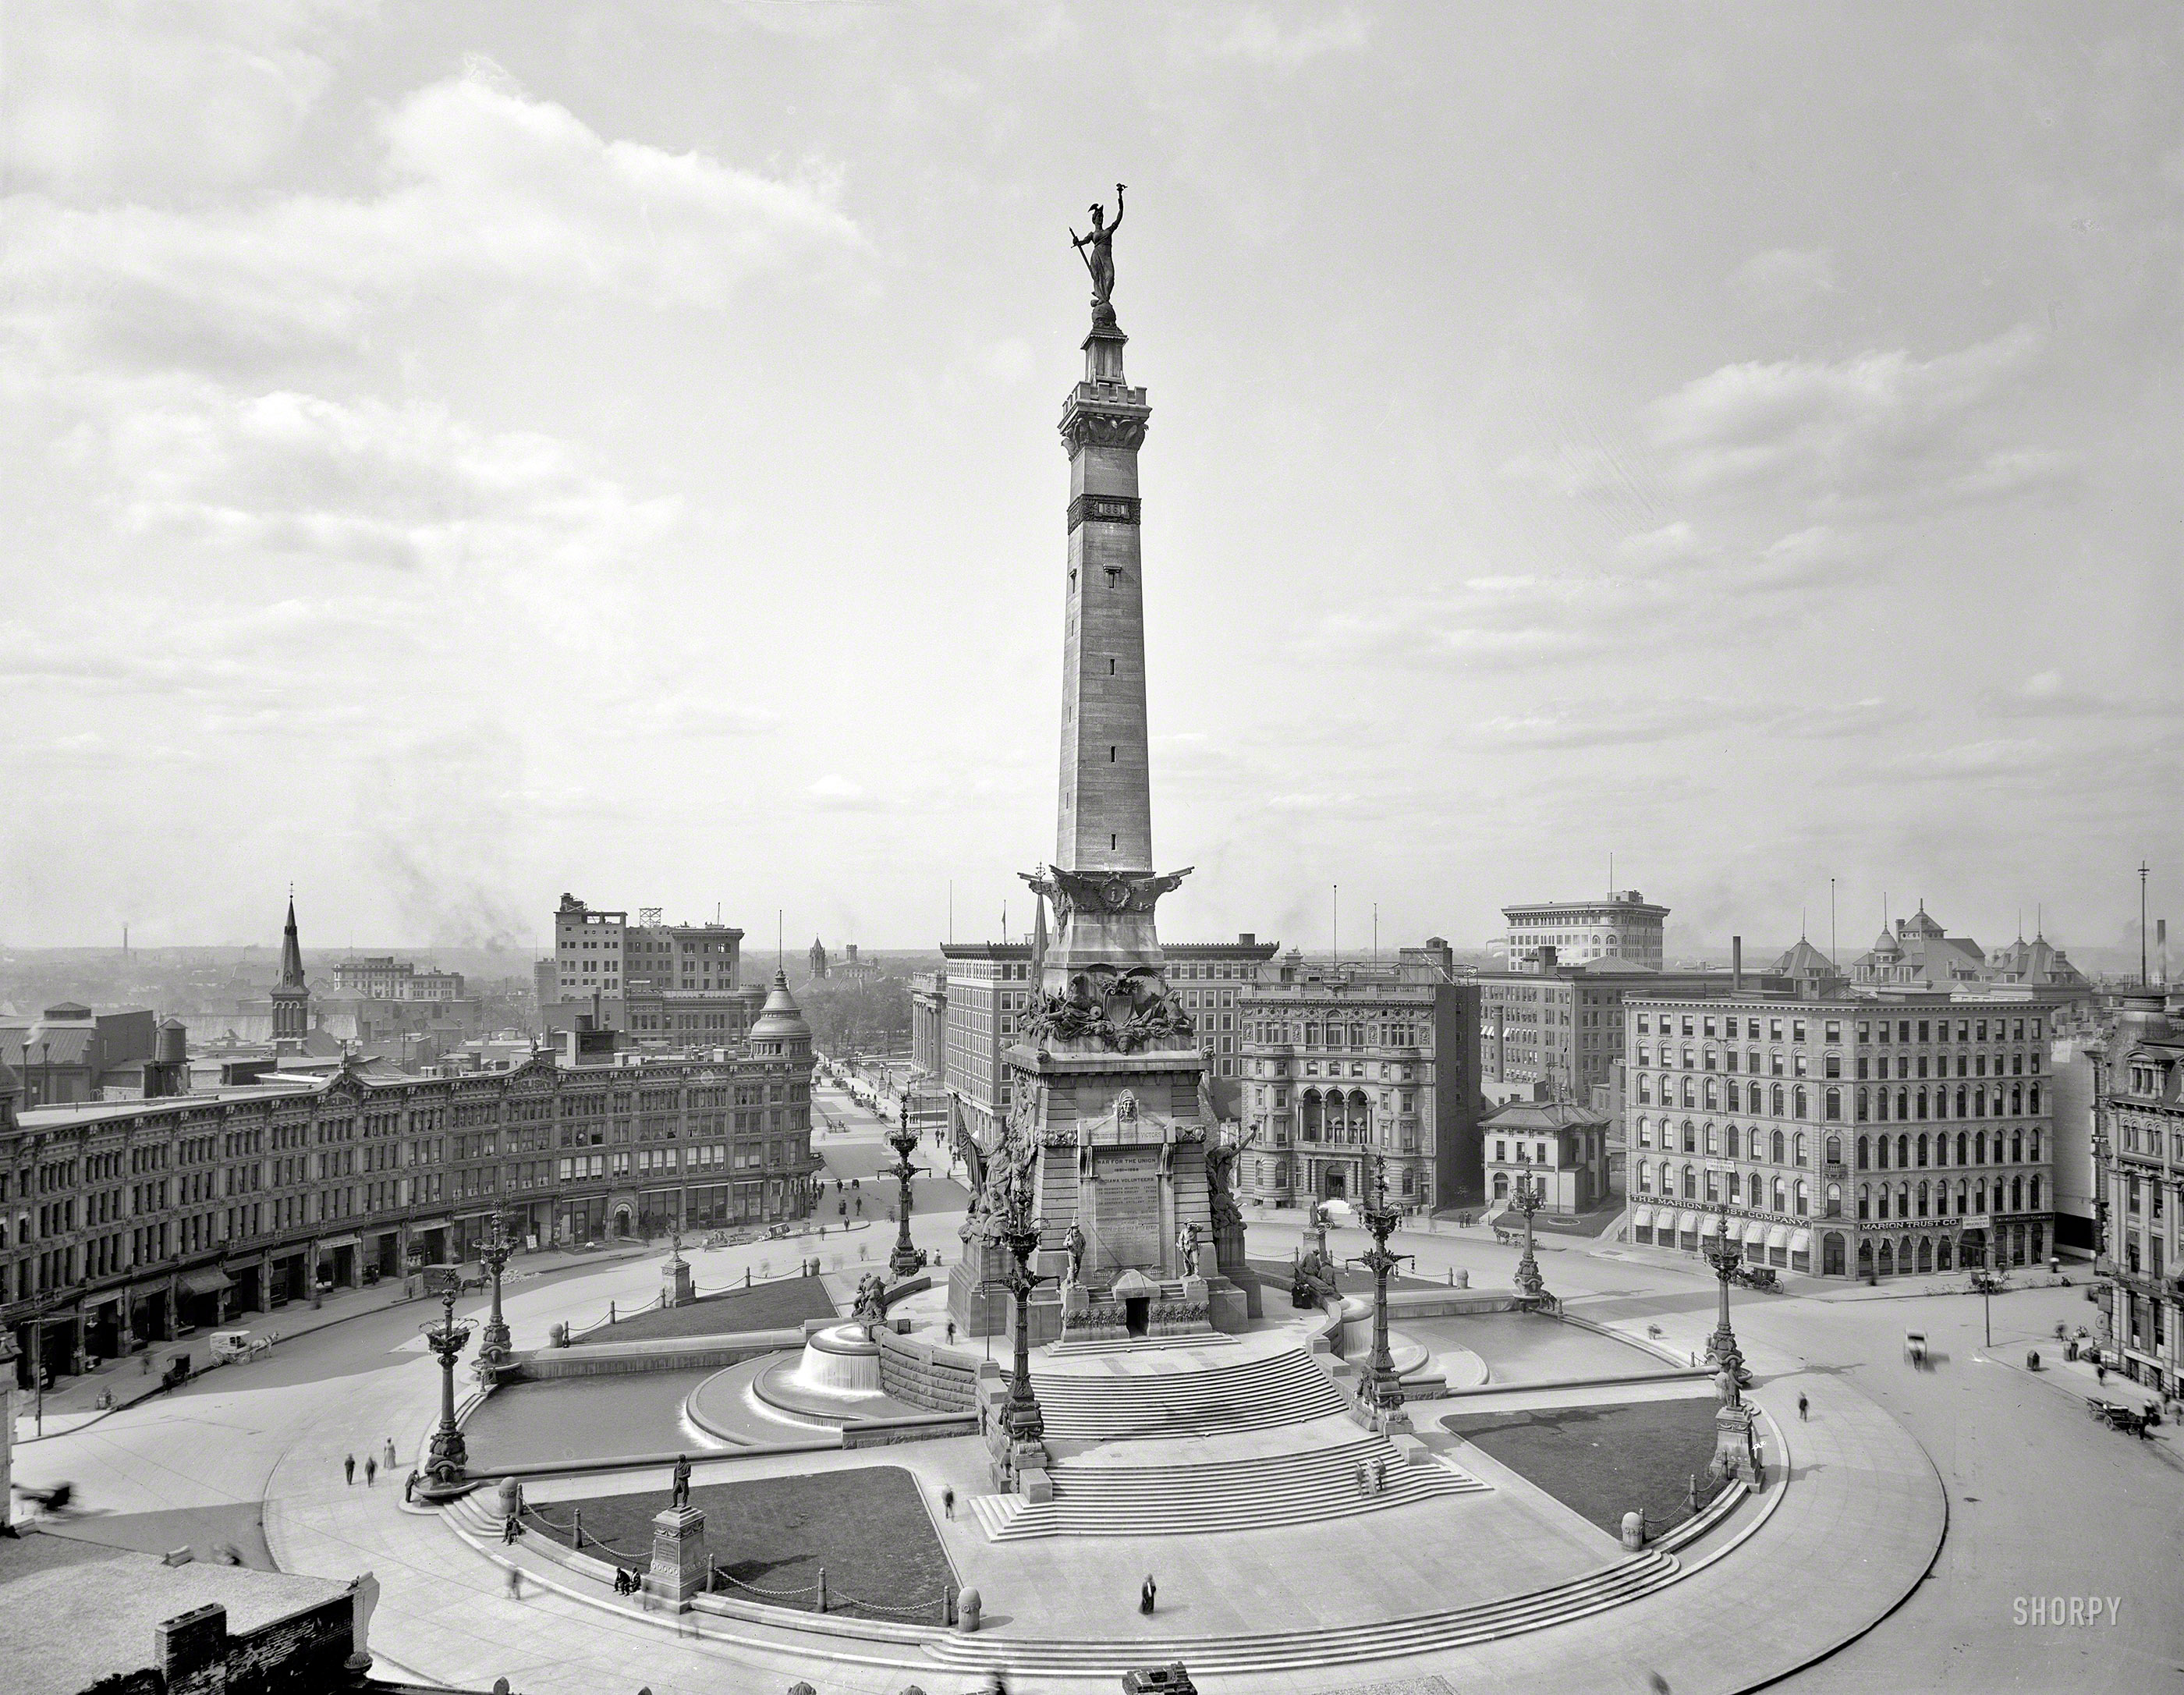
[[2, 8, 2175, 958]]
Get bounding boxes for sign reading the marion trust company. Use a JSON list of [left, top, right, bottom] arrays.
[[1090, 1148, 1162, 1269]]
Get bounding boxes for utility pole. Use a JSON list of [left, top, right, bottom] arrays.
[[1332, 884, 1339, 966]]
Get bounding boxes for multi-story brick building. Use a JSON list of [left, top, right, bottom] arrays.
[[1, 965, 820, 1392], [1502, 892, 1668, 970], [936, 942, 1032, 1156], [2091, 992, 2182, 1397], [1236, 955, 1482, 1212], [544, 895, 760, 1042], [330, 956, 466, 1001], [1156, 935, 1279, 1083], [1624, 991, 2055, 1279], [908, 970, 945, 1080], [1472, 959, 1779, 1098]]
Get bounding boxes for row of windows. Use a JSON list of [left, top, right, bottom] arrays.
[[1636, 1010, 2043, 1045], [1633, 1076, 2044, 1122]]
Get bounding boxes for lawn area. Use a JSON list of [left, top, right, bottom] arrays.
[[578, 1273, 836, 1342], [1441, 1397, 1730, 1534], [526, 1466, 956, 1619]]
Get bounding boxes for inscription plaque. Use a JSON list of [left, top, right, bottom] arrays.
[[1090, 1149, 1162, 1270]]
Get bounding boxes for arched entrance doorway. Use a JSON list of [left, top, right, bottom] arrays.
[[1822, 1232, 1845, 1277], [1322, 1165, 1348, 1200], [613, 1204, 634, 1239], [1877, 1239, 1895, 1277]]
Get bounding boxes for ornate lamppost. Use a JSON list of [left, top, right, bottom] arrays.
[[1348, 1155, 1413, 1427], [416, 1268, 476, 1502], [474, 1210, 516, 1376], [1700, 1202, 1750, 1384], [1510, 1172, 1548, 1301], [996, 1211, 1050, 1452], [887, 1096, 927, 1279]]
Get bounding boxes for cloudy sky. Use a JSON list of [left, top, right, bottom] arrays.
[[2, 2, 2178, 960]]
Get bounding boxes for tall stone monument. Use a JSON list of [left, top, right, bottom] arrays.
[[948, 192, 1248, 1346]]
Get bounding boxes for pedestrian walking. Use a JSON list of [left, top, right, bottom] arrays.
[[1139, 1574, 1158, 1615], [364, 1455, 378, 1488], [942, 1487, 956, 1520], [1797, 1392, 1809, 1422], [945, 1321, 957, 1346], [2096, 1363, 2107, 1385], [506, 1565, 522, 1601], [343, 1453, 356, 1485], [1356, 1459, 1370, 1497], [383, 1438, 398, 1473]]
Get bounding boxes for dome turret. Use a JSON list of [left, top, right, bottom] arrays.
[[749, 970, 812, 1055]]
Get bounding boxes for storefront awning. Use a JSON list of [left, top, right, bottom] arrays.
[[1656, 1210, 1683, 1239], [1766, 1225, 1792, 1250], [1789, 1230, 1813, 1254], [1629, 1206, 1654, 1230], [1742, 1220, 1769, 1247], [1700, 1211, 1726, 1237], [316, 1235, 360, 1253], [179, 1268, 232, 1297]]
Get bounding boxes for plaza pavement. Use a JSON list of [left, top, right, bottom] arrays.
[[21, 1134, 2177, 1694]]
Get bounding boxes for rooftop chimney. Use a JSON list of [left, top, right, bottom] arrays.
[[1732, 936, 1743, 994]]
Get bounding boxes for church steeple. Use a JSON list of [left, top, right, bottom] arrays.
[[279, 892, 305, 988], [271, 891, 310, 1045]]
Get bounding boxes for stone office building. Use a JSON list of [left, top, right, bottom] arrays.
[[2, 971, 819, 1390], [1237, 956, 1483, 1211], [1502, 892, 1668, 970], [1624, 991, 2056, 1279], [2091, 993, 2182, 1397]]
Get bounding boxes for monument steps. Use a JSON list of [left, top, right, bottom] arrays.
[[1043, 1330, 1237, 1356], [1027, 1346, 1347, 1439], [975, 1434, 1480, 1540], [919, 1547, 1682, 1674]]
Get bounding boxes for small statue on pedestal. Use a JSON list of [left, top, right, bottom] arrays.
[[1175, 1220, 1200, 1279], [1064, 1221, 1087, 1288], [671, 1453, 692, 1510]]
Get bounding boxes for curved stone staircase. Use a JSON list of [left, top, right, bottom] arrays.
[[1028, 1346, 1349, 1440], [970, 1429, 1482, 1538], [920, 1547, 1682, 1676]]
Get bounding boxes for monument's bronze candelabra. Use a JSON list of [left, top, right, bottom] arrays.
[[998, 1214, 1051, 1447], [1510, 1173, 1548, 1301], [1701, 1203, 1751, 1383], [1350, 1156, 1413, 1424], [888, 1097, 927, 1280], [475, 1211, 516, 1370], [417, 1273, 475, 1502]]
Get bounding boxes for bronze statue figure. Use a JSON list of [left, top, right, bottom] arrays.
[[1064, 1221, 1087, 1287], [671, 1453, 692, 1509], [1071, 184, 1126, 314]]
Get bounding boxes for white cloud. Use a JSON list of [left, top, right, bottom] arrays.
[[1183, 8, 1370, 68], [2, 63, 864, 374], [1, 2, 366, 201], [1726, 246, 1835, 315], [808, 773, 888, 811], [1644, 326, 2053, 509], [73, 378, 679, 575]]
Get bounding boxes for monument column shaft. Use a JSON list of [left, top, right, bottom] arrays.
[[1057, 328, 1154, 876]]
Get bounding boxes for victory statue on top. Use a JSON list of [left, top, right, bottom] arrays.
[[1071, 183, 1126, 324]]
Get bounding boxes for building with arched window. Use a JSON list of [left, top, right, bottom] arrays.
[[1624, 990, 2056, 1279], [1238, 954, 1482, 1211], [2092, 994, 2183, 1399]]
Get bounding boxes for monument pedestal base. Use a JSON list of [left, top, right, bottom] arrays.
[[1708, 1404, 1760, 1486], [645, 1505, 709, 1610], [661, 1257, 695, 1309]]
